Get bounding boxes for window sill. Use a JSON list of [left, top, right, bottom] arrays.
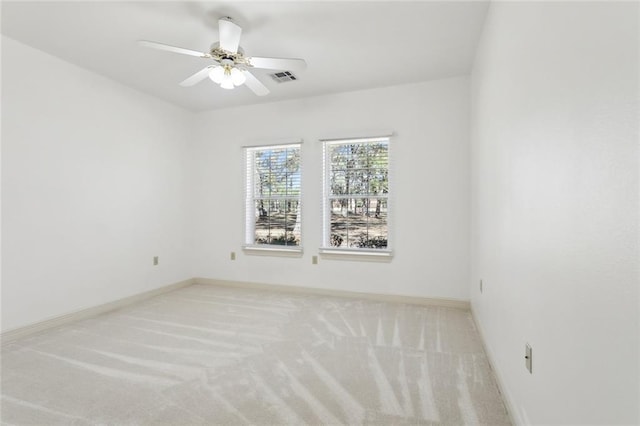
[[243, 245, 303, 257], [319, 248, 393, 262]]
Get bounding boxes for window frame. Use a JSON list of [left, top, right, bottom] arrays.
[[243, 142, 303, 255], [321, 136, 393, 258]]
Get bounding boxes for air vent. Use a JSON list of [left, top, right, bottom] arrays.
[[270, 71, 298, 83]]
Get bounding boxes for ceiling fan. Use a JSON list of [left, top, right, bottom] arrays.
[[139, 17, 306, 96]]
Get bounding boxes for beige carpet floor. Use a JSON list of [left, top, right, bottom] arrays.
[[1, 283, 510, 425]]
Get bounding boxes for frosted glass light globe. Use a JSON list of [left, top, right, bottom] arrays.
[[208, 66, 224, 84], [230, 68, 246, 86], [220, 78, 235, 90]]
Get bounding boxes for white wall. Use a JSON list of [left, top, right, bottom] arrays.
[[1, 36, 194, 332], [470, 2, 639, 425], [191, 77, 471, 301]]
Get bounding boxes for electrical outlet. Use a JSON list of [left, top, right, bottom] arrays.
[[525, 343, 532, 373], [312, 255, 318, 265], [230, 252, 236, 261], [153, 256, 159, 266], [480, 279, 483, 293]]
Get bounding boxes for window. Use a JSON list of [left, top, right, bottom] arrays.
[[322, 137, 390, 253], [245, 143, 302, 249]]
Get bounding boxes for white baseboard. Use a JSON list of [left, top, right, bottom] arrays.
[[470, 305, 522, 426], [1, 278, 196, 344], [195, 277, 470, 310], [2, 277, 469, 345]]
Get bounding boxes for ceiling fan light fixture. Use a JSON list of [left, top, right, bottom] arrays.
[[211, 63, 245, 89]]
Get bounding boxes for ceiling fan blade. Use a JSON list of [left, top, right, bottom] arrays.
[[179, 66, 216, 87], [243, 71, 270, 96], [248, 57, 307, 73], [138, 40, 209, 58], [218, 18, 242, 53]]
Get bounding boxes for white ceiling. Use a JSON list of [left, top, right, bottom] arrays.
[[1, 1, 490, 112]]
